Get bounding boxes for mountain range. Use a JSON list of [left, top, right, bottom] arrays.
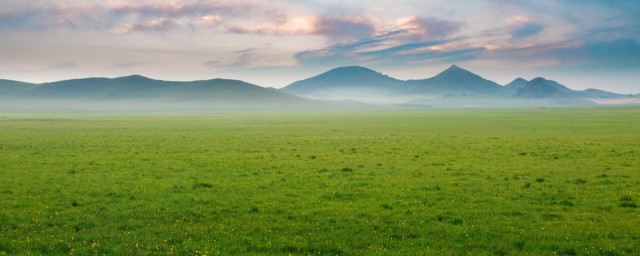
[[1, 65, 638, 111], [0, 75, 367, 111], [281, 65, 636, 107]]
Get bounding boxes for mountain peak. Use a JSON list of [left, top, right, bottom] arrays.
[[447, 64, 463, 70], [516, 77, 579, 99], [280, 65, 403, 97], [436, 64, 475, 78], [312, 66, 399, 83], [406, 64, 503, 96], [116, 74, 151, 80], [433, 64, 482, 80], [326, 66, 379, 74], [505, 77, 529, 90], [530, 77, 547, 83]]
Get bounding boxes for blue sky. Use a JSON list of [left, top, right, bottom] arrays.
[[1, 0, 638, 93]]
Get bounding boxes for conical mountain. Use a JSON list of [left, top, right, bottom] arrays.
[[281, 66, 405, 102], [504, 78, 528, 92], [433, 65, 486, 84], [515, 77, 573, 99], [406, 65, 505, 96]]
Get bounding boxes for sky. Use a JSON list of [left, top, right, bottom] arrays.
[[1, 0, 639, 93]]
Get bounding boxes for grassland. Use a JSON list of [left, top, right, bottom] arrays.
[[0, 107, 639, 255]]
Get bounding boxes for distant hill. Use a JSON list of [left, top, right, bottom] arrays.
[[281, 66, 405, 102], [26, 75, 172, 100], [575, 88, 632, 99], [504, 78, 528, 93], [405, 65, 505, 96], [0, 75, 368, 111], [0, 79, 39, 96], [16, 75, 303, 102]]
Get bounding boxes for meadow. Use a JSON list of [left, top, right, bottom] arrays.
[[0, 107, 639, 255]]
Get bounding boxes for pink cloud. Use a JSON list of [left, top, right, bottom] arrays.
[[0, 1, 256, 31], [314, 16, 375, 41], [226, 15, 316, 35], [198, 15, 222, 26], [226, 15, 375, 41], [110, 1, 250, 19], [395, 16, 463, 40], [125, 18, 178, 33]]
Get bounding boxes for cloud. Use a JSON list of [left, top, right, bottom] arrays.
[[295, 34, 482, 69], [314, 16, 375, 41], [232, 48, 298, 67], [111, 62, 145, 69], [108, 1, 257, 33], [505, 15, 544, 40], [204, 60, 222, 67], [226, 15, 375, 41], [108, 1, 251, 19], [125, 18, 178, 33], [546, 38, 640, 67], [0, 2, 79, 30], [291, 15, 465, 67], [295, 38, 384, 62], [476, 38, 640, 75], [204, 47, 298, 68], [512, 23, 544, 39], [51, 62, 77, 69], [0, 1, 256, 32], [226, 15, 316, 35], [394, 16, 463, 40], [198, 15, 223, 26], [225, 15, 459, 44]]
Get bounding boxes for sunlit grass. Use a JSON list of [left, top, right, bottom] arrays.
[[1, 107, 639, 255]]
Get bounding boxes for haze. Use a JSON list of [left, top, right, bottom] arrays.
[[1, 0, 639, 94]]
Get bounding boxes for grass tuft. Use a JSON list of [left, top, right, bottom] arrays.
[[192, 182, 214, 189], [340, 167, 354, 172]]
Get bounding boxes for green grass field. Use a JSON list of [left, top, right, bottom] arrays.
[[1, 108, 639, 255]]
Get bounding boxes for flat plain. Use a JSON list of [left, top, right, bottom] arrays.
[[0, 107, 639, 255]]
